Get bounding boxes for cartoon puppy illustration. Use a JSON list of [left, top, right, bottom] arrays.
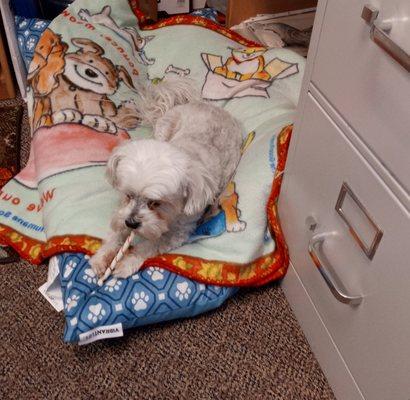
[[78, 6, 155, 66], [28, 29, 139, 133], [50, 38, 139, 133], [214, 47, 271, 81]]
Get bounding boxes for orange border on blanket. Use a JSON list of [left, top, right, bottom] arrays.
[[0, 126, 292, 286], [128, 0, 263, 48], [0, 227, 102, 264], [144, 126, 292, 286]]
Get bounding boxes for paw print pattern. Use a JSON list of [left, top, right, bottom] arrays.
[[147, 267, 164, 282], [26, 37, 37, 51], [175, 281, 192, 301], [66, 294, 80, 311], [34, 21, 47, 29], [131, 291, 149, 311], [63, 260, 77, 279], [104, 278, 122, 293], [82, 268, 97, 285], [87, 303, 106, 323]]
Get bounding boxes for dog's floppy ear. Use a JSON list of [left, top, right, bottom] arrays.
[[72, 38, 104, 55], [183, 165, 218, 216], [117, 66, 137, 90], [106, 151, 123, 187], [28, 28, 67, 95]]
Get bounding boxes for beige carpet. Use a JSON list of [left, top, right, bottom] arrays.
[[0, 98, 335, 400]]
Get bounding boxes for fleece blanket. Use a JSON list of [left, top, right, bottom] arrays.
[[0, 0, 304, 287]]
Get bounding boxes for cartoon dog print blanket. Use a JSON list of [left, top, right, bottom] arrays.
[[0, 0, 304, 288]]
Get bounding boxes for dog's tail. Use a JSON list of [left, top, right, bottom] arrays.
[[133, 76, 200, 126]]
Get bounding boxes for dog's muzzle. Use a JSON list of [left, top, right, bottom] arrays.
[[125, 218, 141, 229]]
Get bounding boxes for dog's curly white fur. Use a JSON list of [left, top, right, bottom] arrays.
[[90, 77, 243, 279]]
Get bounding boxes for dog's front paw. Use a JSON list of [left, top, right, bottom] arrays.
[[112, 254, 144, 279], [89, 246, 118, 278], [82, 114, 118, 134], [52, 109, 82, 124], [89, 254, 109, 278]]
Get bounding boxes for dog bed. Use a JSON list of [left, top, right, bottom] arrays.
[[54, 252, 237, 343], [0, 0, 305, 343]]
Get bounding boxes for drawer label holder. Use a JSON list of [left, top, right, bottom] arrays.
[[335, 182, 383, 260]]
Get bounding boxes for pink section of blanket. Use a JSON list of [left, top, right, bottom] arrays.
[[16, 124, 130, 188]]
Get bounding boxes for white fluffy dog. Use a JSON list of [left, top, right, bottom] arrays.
[[90, 77, 243, 279]]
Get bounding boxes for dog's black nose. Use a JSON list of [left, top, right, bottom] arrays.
[[125, 219, 141, 229], [85, 68, 98, 78]]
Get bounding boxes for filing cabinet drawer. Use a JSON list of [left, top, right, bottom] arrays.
[[279, 94, 410, 400], [311, 0, 410, 193]]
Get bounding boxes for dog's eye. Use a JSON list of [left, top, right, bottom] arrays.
[[147, 200, 160, 210], [126, 194, 133, 201], [89, 59, 93, 63]]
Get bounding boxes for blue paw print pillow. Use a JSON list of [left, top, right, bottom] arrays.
[[58, 253, 237, 344], [15, 16, 51, 70]]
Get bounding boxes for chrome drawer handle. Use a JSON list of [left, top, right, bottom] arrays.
[[361, 4, 410, 72], [308, 232, 363, 306]]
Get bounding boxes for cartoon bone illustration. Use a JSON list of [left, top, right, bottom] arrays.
[[78, 6, 155, 65], [165, 64, 190, 77]]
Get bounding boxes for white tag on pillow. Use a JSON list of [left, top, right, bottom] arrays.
[[38, 257, 64, 312], [78, 323, 124, 345]]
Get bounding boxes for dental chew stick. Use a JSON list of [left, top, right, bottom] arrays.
[[97, 231, 136, 286]]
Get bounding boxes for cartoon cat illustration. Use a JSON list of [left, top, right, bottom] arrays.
[[201, 49, 299, 100], [214, 47, 271, 81]]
